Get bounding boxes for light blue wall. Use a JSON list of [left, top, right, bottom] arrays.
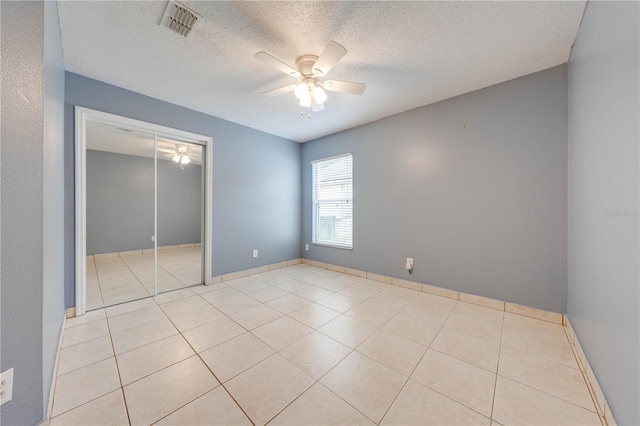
[[302, 66, 568, 313], [86, 150, 202, 254], [65, 73, 302, 307], [42, 0, 66, 417], [567, 2, 640, 424]]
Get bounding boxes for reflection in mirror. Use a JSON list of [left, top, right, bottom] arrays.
[[85, 122, 156, 309], [156, 140, 203, 293]]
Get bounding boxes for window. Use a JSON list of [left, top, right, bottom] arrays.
[[312, 153, 353, 249]]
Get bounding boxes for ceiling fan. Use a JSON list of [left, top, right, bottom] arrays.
[[157, 145, 194, 168], [255, 41, 366, 115]]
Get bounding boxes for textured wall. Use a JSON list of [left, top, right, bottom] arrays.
[[1, 2, 45, 424], [86, 150, 202, 254], [42, 0, 66, 416], [302, 65, 568, 313], [65, 73, 301, 307], [567, 2, 640, 424]]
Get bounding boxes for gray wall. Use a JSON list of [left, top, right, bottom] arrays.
[[0, 1, 63, 424], [302, 65, 568, 313], [42, 0, 67, 417], [65, 73, 301, 307], [567, 2, 639, 425], [86, 150, 202, 254]]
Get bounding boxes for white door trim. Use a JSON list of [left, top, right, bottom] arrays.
[[75, 106, 213, 315]]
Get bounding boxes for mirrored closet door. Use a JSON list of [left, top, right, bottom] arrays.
[[84, 121, 205, 311]]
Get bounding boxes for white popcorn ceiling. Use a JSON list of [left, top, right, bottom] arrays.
[[57, 1, 586, 143]]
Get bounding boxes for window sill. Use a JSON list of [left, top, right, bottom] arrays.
[[312, 242, 353, 251]]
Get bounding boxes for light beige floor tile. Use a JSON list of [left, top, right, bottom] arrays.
[[247, 285, 288, 302], [382, 314, 441, 347], [200, 332, 275, 383], [271, 382, 374, 425], [501, 328, 577, 368], [182, 316, 246, 352], [110, 317, 178, 355], [101, 284, 150, 306], [412, 349, 495, 417], [107, 305, 166, 333], [214, 293, 263, 315], [280, 331, 352, 379], [452, 302, 504, 325], [400, 301, 452, 326], [413, 292, 458, 310], [105, 297, 156, 317], [357, 330, 427, 376], [252, 316, 313, 350], [166, 304, 224, 332], [153, 287, 196, 304], [339, 284, 380, 301], [155, 387, 251, 425], [345, 302, 398, 328], [314, 278, 353, 292], [444, 311, 503, 344], [225, 353, 314, 425], [317, 293, 362, 313], [431, 327, 500, 372], [57, 335, 114, 375], [117, 334, 195, 385], [493, 376, 601, 425], [50, 389, 128, 426], [99, 277, 140, 291], [362, 293, 410, 312], [321, 351, 407, 423], [293, 285, 334, 302], [288, 303, 341, 329], [62, 319, 109, 348], [65, 309, 105, 329], [275, 278, 311, 292], [382, 285, 421, 300], [498, 347, 595, 411], [382, 379, 491, 425], [52, 358, 121, 417], [318, 315, 377, 349], [231, 303, 283, 330], [200, 286, 243, 304], [124, 356, 219, 425], [158, 295, 210, 316], [232, 279, 270, 294], [267, 294, 314, 314], [503, 312, 568, 341]]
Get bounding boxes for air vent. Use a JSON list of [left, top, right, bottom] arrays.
[[160, 0, 202, 38]]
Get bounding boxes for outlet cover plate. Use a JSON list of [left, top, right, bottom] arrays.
[[1, 368, 14, 405]]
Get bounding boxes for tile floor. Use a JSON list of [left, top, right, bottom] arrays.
[[51, 263, 604, 425], [87, 245, 202, 310]]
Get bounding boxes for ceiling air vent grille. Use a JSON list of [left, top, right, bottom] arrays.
[[160, 0, 202, 38]]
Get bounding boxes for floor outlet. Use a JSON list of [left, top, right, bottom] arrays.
[[252, 249, 258, 258], [0, 368, 14, 406]]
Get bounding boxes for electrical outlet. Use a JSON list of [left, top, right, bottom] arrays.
[[1, 368, 14, 406], [305, 244, 309, 251], [151, 235, 155, 242], [252, 249, 258, 258], [406, 258, 414, 270]]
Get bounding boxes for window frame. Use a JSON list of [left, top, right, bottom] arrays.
[[311, 153, 353, 250]]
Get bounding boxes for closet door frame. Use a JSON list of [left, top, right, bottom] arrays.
[[75, 106, 213, 316]]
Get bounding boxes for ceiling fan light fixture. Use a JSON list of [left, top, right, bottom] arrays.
[[181, 156, 190, 165], [299, 96, 311, 108], [172, 155, 181, 162], [294, 82, 309, 100], [313, 86, 327, 104]]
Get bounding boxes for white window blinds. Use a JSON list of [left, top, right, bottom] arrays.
[[312, 153, 353, 249]]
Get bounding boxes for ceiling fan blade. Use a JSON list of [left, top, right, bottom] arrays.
[[323, 80, 366, 95], [255, 52, 301, 78], [312, 41, 347, 76], [311, 103, 325, 112], [262, 84, 297, 97]]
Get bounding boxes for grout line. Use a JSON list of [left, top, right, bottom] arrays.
[[489, 308, 505, 421]]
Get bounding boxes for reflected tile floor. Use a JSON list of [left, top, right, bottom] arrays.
[[51, 264, 604, 426], [86, 245, 203, 310]]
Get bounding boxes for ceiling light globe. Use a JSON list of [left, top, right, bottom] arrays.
[[299, 96, 311, 108], [313, 86, 328, 104], [172, 155, 180, 162], [294, 82, 308, 100], [181, 156, 190, 165]]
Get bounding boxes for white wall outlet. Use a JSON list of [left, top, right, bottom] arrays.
[[252, 249, 258, 258], [406, 258, 414, 270], [1, 368, 14, 406], [151, 235, 155, 242], [305, 244, 309, 251]]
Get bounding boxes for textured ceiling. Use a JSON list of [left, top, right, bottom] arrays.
[[58, 1, 586, 143]]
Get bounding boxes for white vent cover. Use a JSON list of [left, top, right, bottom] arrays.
[[160, 0, 202, 37]]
